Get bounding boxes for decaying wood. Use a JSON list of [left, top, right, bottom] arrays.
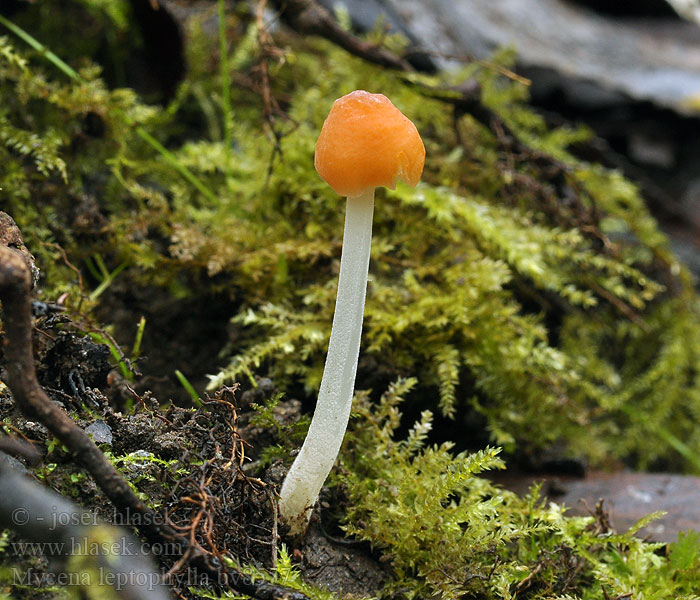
[[381, 0, 700, 114]]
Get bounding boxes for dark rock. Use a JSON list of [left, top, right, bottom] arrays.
[[84, 419, 113, 445], [491, 470, 700, 542]]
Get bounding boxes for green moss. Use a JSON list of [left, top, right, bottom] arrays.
[[341, 379, 700, 598], [2, 0, 700, 469], [249, 393, 311, 467], [3, 2, 700, 596], [199, 546, 338, 600]]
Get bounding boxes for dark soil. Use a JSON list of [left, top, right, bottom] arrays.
[[96, 279, 235, 406], [0, 309, 387, 598]]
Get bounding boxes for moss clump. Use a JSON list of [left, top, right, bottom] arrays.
[[2, 0, 700, 470], [342, 379, 700, 598]]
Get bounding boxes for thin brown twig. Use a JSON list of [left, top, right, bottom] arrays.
[[0, 215, 311, 600], [588, 280, 650, 333], [271, 0, 412, 71], [0, 243, 175, 543], [516, 562, 542, 591], [256, 0, 275, 124], [255, 0, 301, 184], [417, 48, 531, 85], [267, 486, 279, 567], [0, 434, 41, 464]]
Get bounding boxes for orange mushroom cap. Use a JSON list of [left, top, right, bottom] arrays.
[[314, 90, 425, 198]]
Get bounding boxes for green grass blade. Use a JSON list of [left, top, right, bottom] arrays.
[[0, 15, 219, 205], [131, 316, 146, 361], [175, 369, 202, 407], [89, 261, 127, 302], [89, 332, 131, 381], [218, 0, 232, 180], [135, 127, 218, 204], [0, 14, 82, 81]]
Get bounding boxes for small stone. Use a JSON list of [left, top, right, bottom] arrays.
[[130, 449, 153, 458], [84, 419, 113, 445], [258, 377, 275, 396]]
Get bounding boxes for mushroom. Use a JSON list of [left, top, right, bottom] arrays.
[[278, 90, 425, 536]]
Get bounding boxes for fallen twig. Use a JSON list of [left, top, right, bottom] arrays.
[[0, 211, 311, 600], [0, 240, 169, 545], [271, 0, 413, 71]]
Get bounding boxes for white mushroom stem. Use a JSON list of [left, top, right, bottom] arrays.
[[278, 187, 375, 536]]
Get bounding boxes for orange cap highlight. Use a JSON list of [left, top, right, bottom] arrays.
[[314, 90, 425, 198]]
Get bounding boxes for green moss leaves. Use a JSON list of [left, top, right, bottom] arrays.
[[341, 380, 700, 598], [3, 0, 700, 469]]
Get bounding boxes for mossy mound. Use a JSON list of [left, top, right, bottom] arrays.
[[3, 1, 698, 470]]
